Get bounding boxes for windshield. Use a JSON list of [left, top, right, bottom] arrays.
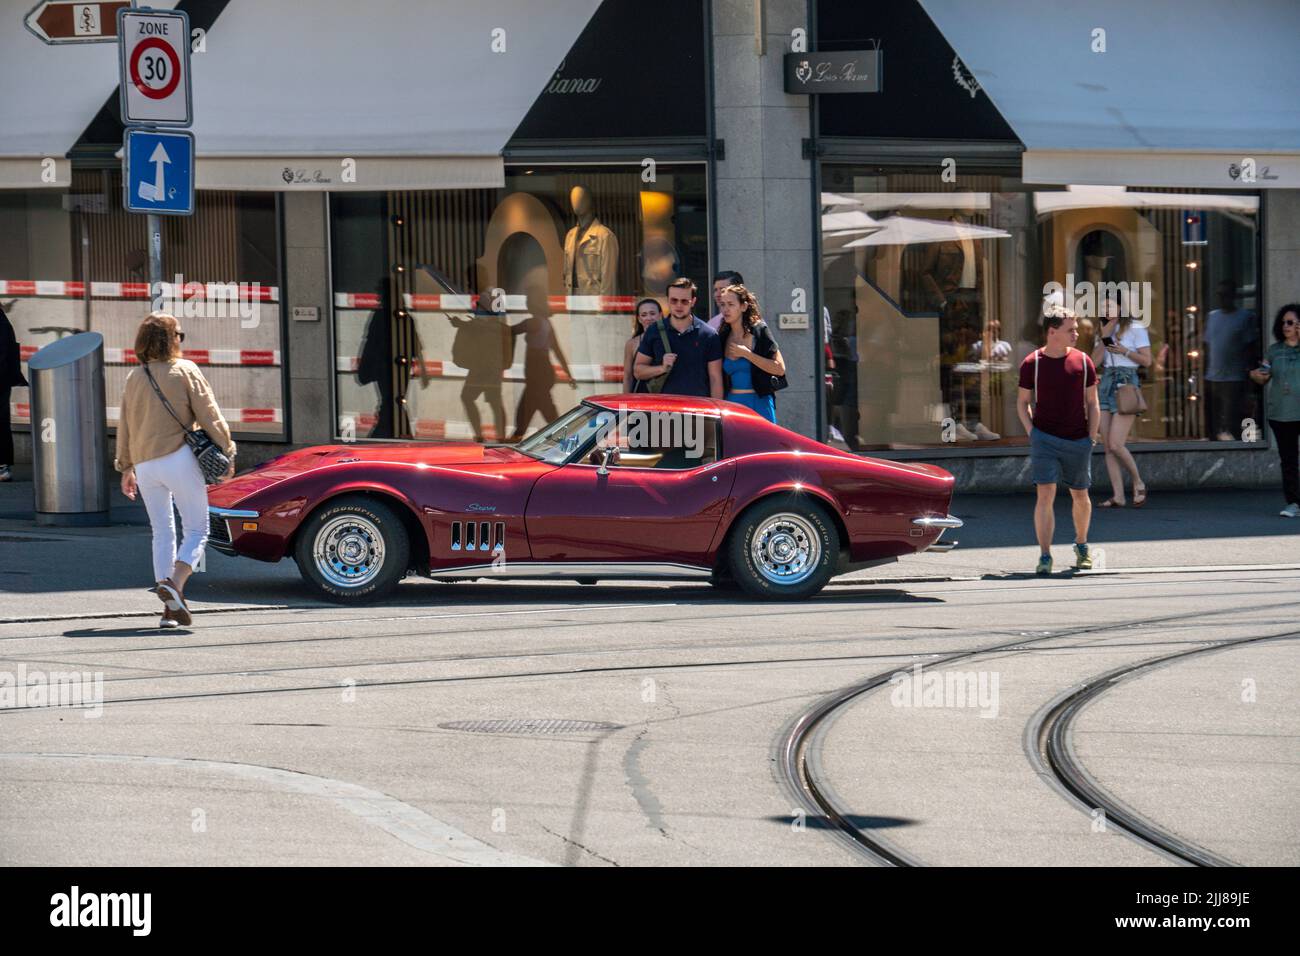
[[514, 403, 614, 465]]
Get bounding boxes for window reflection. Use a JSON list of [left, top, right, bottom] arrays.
[[820, 171, 1261, 450]]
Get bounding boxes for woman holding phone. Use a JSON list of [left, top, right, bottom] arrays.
[[1092, 297, 1152, 507], [1250, 303, 1300, 517]]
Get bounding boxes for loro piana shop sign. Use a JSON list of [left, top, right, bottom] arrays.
[[784, 50, 882, 94]]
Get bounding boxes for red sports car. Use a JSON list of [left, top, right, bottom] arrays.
[[207, 395, 961, 602]]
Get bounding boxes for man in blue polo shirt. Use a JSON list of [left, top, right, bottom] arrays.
[[633, 277, 723, 398]]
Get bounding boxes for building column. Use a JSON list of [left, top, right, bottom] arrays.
[[281, 192, 333, 446], [711, 0, 818, 438]]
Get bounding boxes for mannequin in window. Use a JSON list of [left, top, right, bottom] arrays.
[[919, 211, 998, 441], [563, 185, 619, 296]]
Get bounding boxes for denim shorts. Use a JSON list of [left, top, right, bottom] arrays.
[[1030, 428, 1094, 489], [1099, 366, 1141, 413]]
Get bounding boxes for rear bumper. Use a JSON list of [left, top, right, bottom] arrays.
[[914, 514, 962, 552]]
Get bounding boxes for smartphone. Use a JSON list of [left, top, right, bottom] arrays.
[[1102, 335, 1116, 347]]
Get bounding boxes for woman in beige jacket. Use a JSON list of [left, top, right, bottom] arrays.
[[116, 312, 236, 628]]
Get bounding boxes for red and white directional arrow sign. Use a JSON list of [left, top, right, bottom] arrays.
[[23, 1, 131, 44]]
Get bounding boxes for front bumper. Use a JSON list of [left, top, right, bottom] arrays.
[[208, 505, 259, 555], [914, 514, 962, 552]]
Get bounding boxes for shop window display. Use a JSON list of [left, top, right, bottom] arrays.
[[820, 167, 1261, 451], [0, 174, 283, 438], [331, 165, 708, 441]]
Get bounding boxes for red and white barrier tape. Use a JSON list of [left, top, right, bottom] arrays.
[[334, 292, 636, 314], [18, 345, 280, 366], [11, 402, 282, 425], [0, 280, 278, 301], [335, 355, 622, 384]]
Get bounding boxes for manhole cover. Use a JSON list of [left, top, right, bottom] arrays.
[[439, 719, 622, 735]]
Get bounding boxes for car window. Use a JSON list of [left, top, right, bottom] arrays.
[[592, 414, 720, 470], [516, 404, 613, 465]]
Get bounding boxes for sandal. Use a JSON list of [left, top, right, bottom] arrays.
[[1097, 498, 1126, 508], [1132, 487, 1148, 508]]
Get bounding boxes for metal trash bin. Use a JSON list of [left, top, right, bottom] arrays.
[[29, 332, 109, 526]]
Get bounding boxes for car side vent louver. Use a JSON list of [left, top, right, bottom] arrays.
[[450, 520, 506, 552]]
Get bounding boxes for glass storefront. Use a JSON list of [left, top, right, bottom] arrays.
[[330, 163, 708, 441], [820, 165, 1262, 451], [0, 172, 284, 437]]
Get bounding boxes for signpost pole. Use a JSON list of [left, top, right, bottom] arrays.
[[148, 214, 163, 311]]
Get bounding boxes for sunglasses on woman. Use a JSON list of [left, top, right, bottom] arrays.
[[174, 329, 186, 342]]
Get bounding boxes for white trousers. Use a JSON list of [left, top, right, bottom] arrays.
[[135, 443, 209, 582]]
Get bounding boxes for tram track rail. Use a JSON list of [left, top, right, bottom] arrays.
[[776, 603, 1300, 867], [1028, 630, 1300, 867]]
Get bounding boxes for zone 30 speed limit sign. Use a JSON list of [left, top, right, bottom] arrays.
[[117, 7, 192, 126]]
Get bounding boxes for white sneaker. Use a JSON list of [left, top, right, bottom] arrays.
[[973, 422, 1001, 440], [159, 612, 180, 629], [954, 423, 978, 441], [1281, 503, 1300, 518]]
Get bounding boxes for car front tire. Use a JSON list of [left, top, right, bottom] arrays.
[[294, 495, 410, 603], [727, 495, 839, 600]]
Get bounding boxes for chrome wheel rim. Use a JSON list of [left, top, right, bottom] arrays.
[[750, 512, 821, 586], [313, 515, 385, 588]]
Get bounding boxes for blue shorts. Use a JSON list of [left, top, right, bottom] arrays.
[[1030, 428, 1094, 489]]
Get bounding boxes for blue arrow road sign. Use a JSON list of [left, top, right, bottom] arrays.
[[123, 128, 194, 215]]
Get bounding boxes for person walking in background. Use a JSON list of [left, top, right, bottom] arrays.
[[717, 284, 785, 423], [1203, 279, 1260, 440], [117, 312, 235, 629], [0, 303, 26, 482], [623, 298, 662, 393], [1017, 305, 1101, 576], [1250, 303, 1300, 517], [509, 288, 576, 441], [707, 271, 743, 332], [633, 277, 723, 398], [1092, 297, 1152, 508]]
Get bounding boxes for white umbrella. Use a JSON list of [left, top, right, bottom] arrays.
[[841, 215, 1010, 248]]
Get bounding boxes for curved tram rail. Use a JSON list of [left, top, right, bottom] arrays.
[[779, 615, 1299, 867]]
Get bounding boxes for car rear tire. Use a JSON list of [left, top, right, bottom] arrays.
[[294, 495, 410, 603], [727, 495, 839, 600]]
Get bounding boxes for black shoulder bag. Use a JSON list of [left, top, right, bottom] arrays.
[[751, 322, 788, 396], [141, 364, 232, 485]]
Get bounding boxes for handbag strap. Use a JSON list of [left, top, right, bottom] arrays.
[[141, 363, 191, 432]]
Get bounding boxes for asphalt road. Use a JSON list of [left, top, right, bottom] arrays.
[[2, 567, 1296, 866]]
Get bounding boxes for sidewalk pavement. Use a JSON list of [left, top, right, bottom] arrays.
[[1, 477, 1295, 623]]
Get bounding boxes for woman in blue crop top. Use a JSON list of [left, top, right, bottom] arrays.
[[718, 284, 784, 423]]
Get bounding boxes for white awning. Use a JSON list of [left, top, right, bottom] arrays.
[[0, 0, 130, 187], [1, 0, 599, 192], [187, 0, 601, 190], [919, 0, 1300, 188]]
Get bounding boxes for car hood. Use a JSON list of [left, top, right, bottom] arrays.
[[207, 442, 531, 506]]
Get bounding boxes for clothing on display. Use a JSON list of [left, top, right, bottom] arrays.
[[562, 185, 620, 295]]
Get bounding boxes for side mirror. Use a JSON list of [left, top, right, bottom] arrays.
[[595, 445, 619, 476]]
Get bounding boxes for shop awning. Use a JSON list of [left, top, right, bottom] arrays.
[[918, 0, 1300, 188], [0, 0, 122, 188], [187, 0, 601, 190]]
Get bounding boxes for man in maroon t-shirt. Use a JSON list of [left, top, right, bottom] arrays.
[[1017, 306, 1101, 575]]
